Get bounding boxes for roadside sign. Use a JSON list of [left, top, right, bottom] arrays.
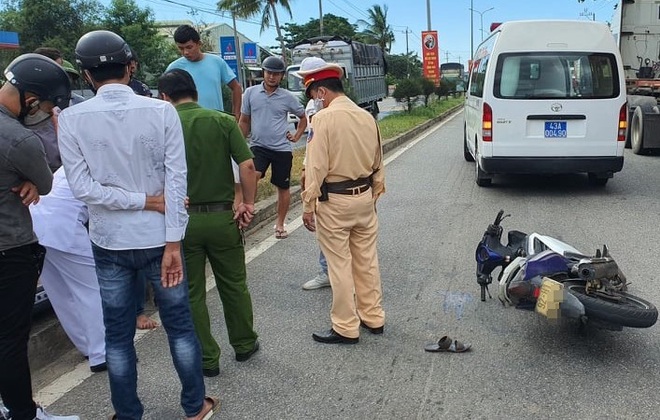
[[0, 31, 19, 49], [220, 36, 239, 76], [243, 42, 257, 65], [422, 30, 440, 86]]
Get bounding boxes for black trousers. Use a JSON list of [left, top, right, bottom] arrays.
[[0, 243, 45, 420]]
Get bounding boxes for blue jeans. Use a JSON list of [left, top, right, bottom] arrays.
[[92, 244, 205, 420], [319, 250, 328, 275]]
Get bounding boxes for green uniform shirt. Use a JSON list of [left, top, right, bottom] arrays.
[[175, 102, 253, 205]]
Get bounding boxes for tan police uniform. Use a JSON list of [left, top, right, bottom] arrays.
[[302, 95, 386, 338]]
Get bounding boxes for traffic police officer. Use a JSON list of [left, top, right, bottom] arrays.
[[298, 57, 386, 344]]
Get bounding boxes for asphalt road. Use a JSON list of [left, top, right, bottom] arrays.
[[34, 112, 660, 419]]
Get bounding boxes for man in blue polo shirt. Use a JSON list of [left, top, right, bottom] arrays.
[[239, 56, 307, 239], [167, 24, 242, 118]]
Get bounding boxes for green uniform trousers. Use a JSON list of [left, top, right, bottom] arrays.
[[183, 210, 258, 370]]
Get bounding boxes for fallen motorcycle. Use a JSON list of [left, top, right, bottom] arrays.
[[475, 210, 658, 330]]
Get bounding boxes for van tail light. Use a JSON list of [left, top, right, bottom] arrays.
[[618, 103, 628, 142], [483, 102, 493, 142]]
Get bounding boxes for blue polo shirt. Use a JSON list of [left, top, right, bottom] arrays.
[[241, 83, 305, 152]]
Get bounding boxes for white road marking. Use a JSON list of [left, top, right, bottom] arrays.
[[34, 109, 461, 407]]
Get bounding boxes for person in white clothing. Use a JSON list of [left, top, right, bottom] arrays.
[[30, 167, 106, 372]]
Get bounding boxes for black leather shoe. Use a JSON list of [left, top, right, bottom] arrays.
[[360, 321, 384, 335], [236, 340, 260, 362], [312, 329, 359, 344], [202, 367, 220, 377], [90, 362, 107, 373]]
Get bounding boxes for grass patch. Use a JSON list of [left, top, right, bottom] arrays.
[[256, 96, 464, 202], [378, 96, 465, 140]]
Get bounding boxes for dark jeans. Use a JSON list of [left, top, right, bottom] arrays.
[[0, 243, 45, 420], [91, 244, 205, 420]]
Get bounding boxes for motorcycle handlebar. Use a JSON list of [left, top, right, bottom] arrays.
[[494, 210, 504, 226]]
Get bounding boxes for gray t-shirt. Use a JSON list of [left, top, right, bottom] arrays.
[[241, 83, 305, 152], [0, 105, 53, 251]]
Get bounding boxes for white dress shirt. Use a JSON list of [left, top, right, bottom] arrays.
[[58, 83, 188, 250], [31, 167, 93, 257]]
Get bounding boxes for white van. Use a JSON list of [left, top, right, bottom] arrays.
[[464, 20, 627, 186]]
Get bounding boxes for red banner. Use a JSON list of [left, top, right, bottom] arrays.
[[422, 31, 440, 86]]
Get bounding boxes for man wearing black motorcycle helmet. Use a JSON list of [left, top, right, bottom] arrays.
[[58, 29, 216, 420], [0, 53, 78, 420]]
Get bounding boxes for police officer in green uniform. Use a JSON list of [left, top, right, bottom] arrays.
[[158, 69, 260, 377]]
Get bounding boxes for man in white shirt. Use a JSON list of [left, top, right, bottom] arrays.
[[58, 30, 217, 420]]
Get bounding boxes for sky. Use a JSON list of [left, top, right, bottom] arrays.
[[121, 0, 621, 67]]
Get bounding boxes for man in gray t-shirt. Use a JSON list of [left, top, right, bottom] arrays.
[[239, 56, 307, 239]]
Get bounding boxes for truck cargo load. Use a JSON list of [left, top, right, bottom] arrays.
[[285, 35, 387, 121]]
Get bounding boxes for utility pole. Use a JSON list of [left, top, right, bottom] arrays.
[[470, 0, 474, 59], [444, 51, 450, 63], [405, 27, 410, 77], [319, 0, 324, 35], [231, 12, 244, 89], [426, 0, 431, 31]]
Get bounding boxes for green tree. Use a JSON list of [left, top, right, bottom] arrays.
[[357, 4, 394, 52], [386, 53, 422, 79], [0, 0, 103, 58], [282, 14, 357, 45], [393, 78, 421, 112], [419, 77, 435, 107], [218, 0, 294, 64], [102, 0, 177, 85], [435, 78, 455, 98]]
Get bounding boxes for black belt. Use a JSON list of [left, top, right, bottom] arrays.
[[328, 184, 371, 195], [325, 177, 371, 196], [187, 202, 233, 213]]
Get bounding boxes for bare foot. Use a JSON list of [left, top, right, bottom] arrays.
[[136, 314, 159, 330]]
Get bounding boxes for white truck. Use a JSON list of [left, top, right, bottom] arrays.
[[285, 35, 387, 124], [612, 0, 660, 153]]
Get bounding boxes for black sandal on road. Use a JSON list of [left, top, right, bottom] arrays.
[[424, 335, 471, 353]]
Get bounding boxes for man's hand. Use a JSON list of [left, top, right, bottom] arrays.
[[145, 195, 165, 214], [161, 242, 184, 288], [303, 211, 316, 232], [233, 202, 255, 229], [12, 181, 40, 206], [286, 131, 300, 143]]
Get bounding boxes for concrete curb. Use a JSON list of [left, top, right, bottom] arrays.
[[28, 103, 464, 372]]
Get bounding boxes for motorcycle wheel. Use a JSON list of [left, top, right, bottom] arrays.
[[564, 281, 658, 328]]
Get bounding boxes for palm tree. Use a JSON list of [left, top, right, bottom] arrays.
[[217, 0, 293, 64], [357, 4, 395, 52]]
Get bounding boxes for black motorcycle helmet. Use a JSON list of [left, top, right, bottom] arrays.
[[262, 56, 285, 73], [75, 30, 132, 70], [3, 53, 72, 111]]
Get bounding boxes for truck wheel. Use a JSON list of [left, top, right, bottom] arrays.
[[631, 106, 646, 155], [463, 125, 474, 162], [474, 144, 492, 187], [371, 102, 379, 119]]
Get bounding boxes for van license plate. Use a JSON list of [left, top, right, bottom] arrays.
[[544, 121, 567, 138]]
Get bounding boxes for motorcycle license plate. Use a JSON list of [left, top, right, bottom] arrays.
[[544, 121, 567, 138], [535, 277, 564, 319]]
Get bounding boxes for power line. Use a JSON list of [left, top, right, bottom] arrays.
[[325, 0, 363, 23], [335, 0, 370, 20]]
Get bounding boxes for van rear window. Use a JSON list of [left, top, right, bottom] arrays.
[[493, 52, 619, 99]]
